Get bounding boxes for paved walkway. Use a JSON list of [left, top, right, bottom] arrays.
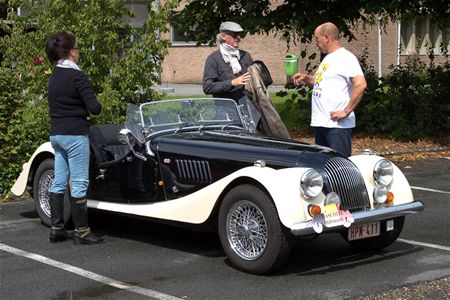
[[154, 83, 286, 96]]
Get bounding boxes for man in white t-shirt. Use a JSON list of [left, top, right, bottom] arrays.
[[292, 22, 367, 157]]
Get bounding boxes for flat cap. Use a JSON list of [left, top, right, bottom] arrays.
[[219, 21, 244, 32]]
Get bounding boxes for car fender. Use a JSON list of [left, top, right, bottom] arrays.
[[89, 166, 312, 227], [349, 155, 414, 205], [11, 142, 54, 196]]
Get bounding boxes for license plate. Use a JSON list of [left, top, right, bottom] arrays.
[[348, 221, 380, 241]]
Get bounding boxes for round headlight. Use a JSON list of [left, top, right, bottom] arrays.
[[300, 169, 323, 199], [373, 184, 388, 204], [324, 192, 341, 207], [373, 159, 394, 186]]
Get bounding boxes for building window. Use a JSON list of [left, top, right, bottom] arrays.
[[171, 24, 198, 46], [401, 16, 450, 55], [124, 1, 148, 28]]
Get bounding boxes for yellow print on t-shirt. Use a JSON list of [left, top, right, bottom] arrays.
[[314, 63, 329, 85]]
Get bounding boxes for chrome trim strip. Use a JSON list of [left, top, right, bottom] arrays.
[[290, 201, 424, 236]]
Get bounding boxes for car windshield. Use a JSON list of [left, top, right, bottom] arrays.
[[125, 98, 245, 143]]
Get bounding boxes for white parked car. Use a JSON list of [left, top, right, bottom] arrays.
[[12, 98, 424, 274]]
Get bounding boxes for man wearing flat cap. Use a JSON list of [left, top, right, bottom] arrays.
[[202, 21, 253, 103]]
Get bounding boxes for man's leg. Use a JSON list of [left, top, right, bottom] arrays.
[[313, 127, 329, 147], [326, 128, 353, 157]]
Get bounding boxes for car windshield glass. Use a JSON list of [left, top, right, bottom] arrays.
[[125, 103, 146, 144], [138, 98, 244, 134]]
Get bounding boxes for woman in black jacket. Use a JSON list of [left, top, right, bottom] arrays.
[[45, 31, 103, 245]]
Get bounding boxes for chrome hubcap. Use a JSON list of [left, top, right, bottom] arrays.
[[38, 170, 54, 218], [226, 200, 268, 260]]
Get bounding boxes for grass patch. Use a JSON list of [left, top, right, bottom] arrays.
[[161, 94, 211, 100]]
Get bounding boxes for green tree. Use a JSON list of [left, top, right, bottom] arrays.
[[173, 0, 450, 45], [0, 0, 177, 198]]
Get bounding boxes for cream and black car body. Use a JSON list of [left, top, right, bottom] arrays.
[[12, 98, 424, 274]]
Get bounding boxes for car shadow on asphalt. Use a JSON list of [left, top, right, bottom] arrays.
[[20, 209, 39, 219], [87, 209, 225, 258], [87, 209, 424, 276], [277, 235, 423, 276]]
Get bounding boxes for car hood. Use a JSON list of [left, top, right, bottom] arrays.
[[152, 131, 342, 170]]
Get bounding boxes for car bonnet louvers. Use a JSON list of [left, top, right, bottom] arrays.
[[324, 157, 371, 212], [175, 159, 212, 184]]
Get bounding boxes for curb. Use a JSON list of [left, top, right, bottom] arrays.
[[377, 146, 450, 156]]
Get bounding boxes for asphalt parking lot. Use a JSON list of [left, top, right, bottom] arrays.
[[1, 157, 449, 300]]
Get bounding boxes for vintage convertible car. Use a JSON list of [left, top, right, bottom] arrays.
[[12, 98, 424, 274]]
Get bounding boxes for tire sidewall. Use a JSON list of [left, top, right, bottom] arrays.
[[218, 184, 290, 274], [32, 158, 71, 227]]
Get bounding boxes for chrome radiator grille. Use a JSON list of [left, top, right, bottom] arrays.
[[324, 157, 370, 212]]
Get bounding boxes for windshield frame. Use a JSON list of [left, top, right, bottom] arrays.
[[125, 98, 248, 143]]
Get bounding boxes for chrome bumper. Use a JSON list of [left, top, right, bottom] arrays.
[[290, 201, 425, 236]]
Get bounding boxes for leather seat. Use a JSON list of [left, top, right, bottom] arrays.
[[90, 124, 131, 168]]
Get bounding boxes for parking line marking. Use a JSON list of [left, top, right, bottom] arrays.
[[398, 239, 450, 252], [410, 186, 450, 194], [0, 243, 182, 300]]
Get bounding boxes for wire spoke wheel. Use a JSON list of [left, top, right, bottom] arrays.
[[32, 158, 71, 227], [219, 184, 291, 274], [227, 200, 268, 260], [37, 169, 54, 218]]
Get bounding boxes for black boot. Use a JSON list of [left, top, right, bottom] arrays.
[[49, 193, 72, 243], [70, 196, 104, 245]]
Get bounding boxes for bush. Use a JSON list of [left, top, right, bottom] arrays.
[[278, 57, 449, 141], [0, 0, 177, 198], [357, 58, 450, 140]]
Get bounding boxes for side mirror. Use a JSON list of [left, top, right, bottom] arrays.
[[118, 128, 133, 145]]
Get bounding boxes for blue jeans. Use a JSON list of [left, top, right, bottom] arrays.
[[50, 135, 90, 198], [314, 127, 353, 157]]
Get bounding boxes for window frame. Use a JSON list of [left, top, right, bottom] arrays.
[[401, 16, 450, 56]]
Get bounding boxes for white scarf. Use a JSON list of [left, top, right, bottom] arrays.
[[220, 43, 241, 74], [56, 59, 81, 71]]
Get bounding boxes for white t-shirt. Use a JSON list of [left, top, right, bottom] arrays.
[[311, 47, 364, 128]]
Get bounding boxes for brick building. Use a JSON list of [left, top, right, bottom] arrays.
[[161, 18, 449, 86]]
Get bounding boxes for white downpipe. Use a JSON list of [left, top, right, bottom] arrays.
[[377, 16, 382, 79], [397, 20, 401, 66]]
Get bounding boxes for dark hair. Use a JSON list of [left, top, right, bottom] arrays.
[[45, 31, 76, 64]]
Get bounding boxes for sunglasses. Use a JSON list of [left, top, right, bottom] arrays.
[[224, 31, 246, 38]]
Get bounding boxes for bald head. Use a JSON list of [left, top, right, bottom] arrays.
[[314, 22, 341, 54], [316, 22, 340, 41]]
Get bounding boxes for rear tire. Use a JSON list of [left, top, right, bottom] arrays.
[[218, 184, 291, 274], [32, 158, 71, 227], [341, 217, 404, 251]]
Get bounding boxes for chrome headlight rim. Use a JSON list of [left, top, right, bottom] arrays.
[[373, 159, 394, 186], [300, 169, 324, 200], [324, 192, 341, 207], [373, 184, 388, 204]]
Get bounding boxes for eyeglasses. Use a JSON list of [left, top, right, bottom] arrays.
[[224, 31, 245, 38]]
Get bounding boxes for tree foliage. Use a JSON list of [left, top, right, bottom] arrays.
[[174, 0, 450, 45], [0, 0, 177, 198]]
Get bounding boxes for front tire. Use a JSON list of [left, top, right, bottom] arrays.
[[218, 184, 291, 274], [32, 158, 71, 227], [341, 217, 404, 251]]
